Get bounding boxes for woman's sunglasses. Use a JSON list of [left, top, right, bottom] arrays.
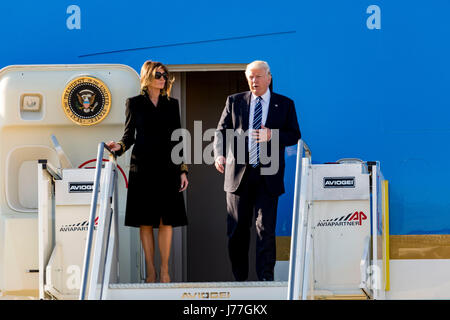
[[155, 71, 168, 80]]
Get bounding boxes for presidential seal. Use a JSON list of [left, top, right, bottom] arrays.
[[62, 76, 111, 126]]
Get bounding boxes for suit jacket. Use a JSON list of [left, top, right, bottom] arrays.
[[214, 91, 301, 196]]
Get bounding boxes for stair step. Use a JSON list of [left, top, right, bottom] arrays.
[[110, 281, 287, 289], [107, 281, 288, 300]]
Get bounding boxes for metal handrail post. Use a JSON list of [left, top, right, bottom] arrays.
[[287, 140, 304, 299], [101, 153, 119, 299], [295, 156, 311, 299], [287, 139, 311, 300], [301, 209, 313, 299], [79, 142, 105, 300], [111, 157, 120, 284], [88, 160, 112, 299], [111, 150, 120, 284]]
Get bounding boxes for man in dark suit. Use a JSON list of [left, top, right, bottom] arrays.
[[214, 60, 301, 281]]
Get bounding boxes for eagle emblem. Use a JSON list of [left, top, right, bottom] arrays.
[[77, 89, 98, 113]]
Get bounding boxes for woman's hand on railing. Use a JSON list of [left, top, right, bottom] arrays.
[[106, 141, 121, 152]]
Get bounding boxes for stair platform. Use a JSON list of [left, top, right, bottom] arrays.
[[107, 281, 288, 300]]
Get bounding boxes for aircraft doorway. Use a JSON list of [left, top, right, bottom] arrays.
[[173, 67, 260, 282]]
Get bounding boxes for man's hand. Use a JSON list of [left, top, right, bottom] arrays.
[[215, 156, 226, 174], [251, 124, 272, 143]]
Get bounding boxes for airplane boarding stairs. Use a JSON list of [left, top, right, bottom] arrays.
[[38, 140, 389, 300]]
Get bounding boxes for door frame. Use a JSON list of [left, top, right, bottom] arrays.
[[168, 64, 247, 281]]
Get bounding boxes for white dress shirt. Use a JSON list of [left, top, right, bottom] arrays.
[[248, 89, 271, 150]]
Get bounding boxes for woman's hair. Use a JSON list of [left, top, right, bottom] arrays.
[[140, 60, 174, 97]]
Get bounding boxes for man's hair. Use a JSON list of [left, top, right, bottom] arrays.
[[245, 60, 271, 76]]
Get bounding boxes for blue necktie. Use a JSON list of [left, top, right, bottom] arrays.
[[249, 96, 262, 167]]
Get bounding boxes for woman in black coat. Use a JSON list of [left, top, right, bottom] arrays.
[[107, 61, 188, 283]]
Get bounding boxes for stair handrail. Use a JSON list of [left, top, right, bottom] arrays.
[[287, 139, 312, 300], [79, 142, 118, 300], [359, 235, 372, 299]]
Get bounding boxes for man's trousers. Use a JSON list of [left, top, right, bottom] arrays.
[[226, 165, 279, 281]]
